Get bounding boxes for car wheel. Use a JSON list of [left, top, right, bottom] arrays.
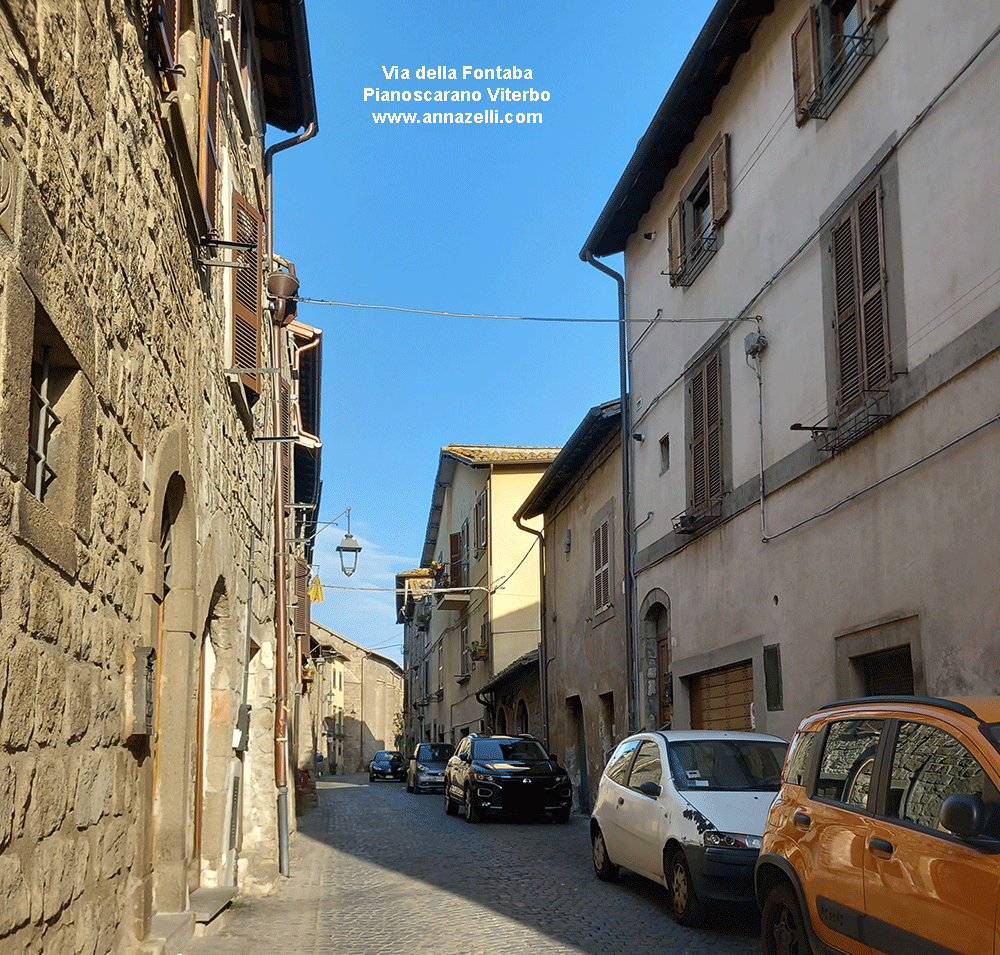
[[464, 786, 480, 823], [667, 848, 703, 926], [368, 773, 374, 782], [762, 883, 814, 955], [591, 826, 619, 882], [444, 783, 459, 816], [406, 775, 414, 793]]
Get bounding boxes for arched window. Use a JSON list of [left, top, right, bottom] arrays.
[[496, 708, 507, 735], [517, 700, 529, 735]]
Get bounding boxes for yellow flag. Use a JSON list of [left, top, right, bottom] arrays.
[[307, 575, 324, 603]]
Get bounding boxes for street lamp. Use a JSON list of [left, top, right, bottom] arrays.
[[331, 507, 362, 577]]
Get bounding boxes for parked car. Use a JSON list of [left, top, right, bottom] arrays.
[[590, 729, 788, 925], [368, 750, 406, 782], [407, 742, 455, 794], [443, 734, 573, 823], [756, 695, 1000, 955]]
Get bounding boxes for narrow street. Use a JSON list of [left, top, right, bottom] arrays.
[[185, 775, 761, 955]]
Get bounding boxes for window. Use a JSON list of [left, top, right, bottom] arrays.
[[593, 519, 610, 613], [149, 0, 190, 91], [784, 731, 817, 788], [628, 740, 663, 793], [460, 518, 469, 585], [792, 0, 892, 124], [474, 489, 488, 555], [816, 719, 883, 808], [886, 722, 990, 832], [832, 179, 889, 419], [460, 623, 469, 674], [199, 38, 221, 233], [689, 349, 723, 516], [659, 433, 670, 473], [667, 133, 730, 287], [26, 308, 80, 509], [606, 738, 641, 785]]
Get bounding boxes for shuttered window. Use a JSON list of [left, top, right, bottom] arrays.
[[832, 180, 889, 418], [449, 532, 462, 587], [689, 350, 723, 513], [293, 558, 310, 636], [279, 376, 293, 503], [709, 133, 731, 227], [593, 519, 610, 612], [232, 191, 262, 393], [150, 0, 184, 90], [199, 39, 221, 233], [791, 7, 819, 124]]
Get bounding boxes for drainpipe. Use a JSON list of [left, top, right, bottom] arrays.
[[513, 515, 547, 749], [584, 253, 637, 734], [265, 119, 318, 879]]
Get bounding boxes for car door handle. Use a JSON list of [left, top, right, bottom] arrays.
[[869, 838, 894, 856], [793, 812, 811, 828]]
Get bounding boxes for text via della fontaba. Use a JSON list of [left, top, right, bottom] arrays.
[[365, 64, 550, 126]]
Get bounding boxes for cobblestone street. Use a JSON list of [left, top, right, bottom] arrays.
[[183, 774, 761, 955]]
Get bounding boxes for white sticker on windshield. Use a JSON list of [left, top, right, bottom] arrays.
[[686, 770, 701, 779]]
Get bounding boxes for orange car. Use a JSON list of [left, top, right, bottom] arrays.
[[755, 696, 1000, 955]]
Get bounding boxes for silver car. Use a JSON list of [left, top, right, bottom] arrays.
[[590, 730, 787, 926], [406, 742, 454, 793]]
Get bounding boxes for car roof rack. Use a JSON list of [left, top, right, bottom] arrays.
[[817, 695, 979, 719]]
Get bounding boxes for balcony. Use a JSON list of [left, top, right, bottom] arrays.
[[436, 588, 470, 611], [804, 29, 875, 122], [672, 496, 723, 535]]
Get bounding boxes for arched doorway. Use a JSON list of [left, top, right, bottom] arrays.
[[496, 707, 507, 735], [640, 590, 672, 730], [517, 700, 529, 734]]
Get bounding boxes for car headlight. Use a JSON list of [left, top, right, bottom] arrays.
[[416, 763, 428, 771], [478, 774, 497, 782], [704, 831, 762, 850]]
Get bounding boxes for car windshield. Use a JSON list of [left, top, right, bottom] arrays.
[[420, 744, 454, 762], [375, 751, 400, 761], [472, 739, 549, 762], [668, 739, 787, 791]]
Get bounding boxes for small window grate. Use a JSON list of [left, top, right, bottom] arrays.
[[27, 345, 60, 501]]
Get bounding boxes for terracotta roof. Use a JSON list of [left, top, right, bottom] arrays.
[[442, 445, 561, 465]]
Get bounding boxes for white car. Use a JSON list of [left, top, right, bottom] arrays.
[[590, 730, 787, 925]]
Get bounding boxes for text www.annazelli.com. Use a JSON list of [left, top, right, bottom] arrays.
[[371, 109, 542, 125]]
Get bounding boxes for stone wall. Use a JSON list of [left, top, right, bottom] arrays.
[[0, 1, 295, 951]]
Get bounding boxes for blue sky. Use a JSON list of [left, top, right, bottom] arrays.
[[272, 1, 716, 664]]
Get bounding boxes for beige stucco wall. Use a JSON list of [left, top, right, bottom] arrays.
[[621, 0, 1000, 737]]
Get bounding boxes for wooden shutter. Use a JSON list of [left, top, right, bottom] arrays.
[[150, 1, 181, 89], [593, 520, 610, 612], [833, 181, 888, 416], [199, 39, 221, 232], [791, 7, 819, 125], [232, 191, 262, 393], [690, 351, 722, 512], [856, 184, 889, 393], [293, 558, 310, 636], [709, 133, 730, 226], [449, 532, 462, 587], [279, 375, 292, 502], [667, 202, 684, 284], [832, 212, 862, 414]]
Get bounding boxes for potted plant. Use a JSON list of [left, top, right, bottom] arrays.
[[468, 640, 488, 661]]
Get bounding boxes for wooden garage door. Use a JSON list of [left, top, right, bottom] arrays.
[[689, 660, 753, 730]]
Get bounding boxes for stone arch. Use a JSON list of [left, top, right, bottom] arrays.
[[516, 699, 529, 735], [639, 589, 672, 730], [135, 425, 199, 924], [496, 707, 507, 735]]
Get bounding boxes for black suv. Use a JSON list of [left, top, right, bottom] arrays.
[[443, 734, 573, 823]]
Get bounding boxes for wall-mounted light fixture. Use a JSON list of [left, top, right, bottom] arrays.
[[313, 506, 363, 577]]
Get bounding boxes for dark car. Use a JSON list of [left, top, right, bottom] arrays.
[[443, 733, 573, 823], [407, 742, 455, 794], [368, 750, 405, 782]]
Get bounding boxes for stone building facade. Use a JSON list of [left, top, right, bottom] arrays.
[[0, 2, 320, 953]]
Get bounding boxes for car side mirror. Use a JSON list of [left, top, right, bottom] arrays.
[[940, 793, 986, 839], [637, 781, 662, 798], [460, 753, 470, 763]]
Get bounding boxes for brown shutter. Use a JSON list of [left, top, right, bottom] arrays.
[[294, 558, 310, 635], [709, 133, 730, 226], [832, 212, 862, 415], [791, 7, 819, 125], [279, 376, 292, 501], [150, 1, 180, 89], [232, 191, 262, 393], [667, 202, 684, 284], [856, 184, 889, 392], [690, 365, 706, 509], [449, 532, 462, 587], [199, 39, 221, 232], [689, 660, 753, 731], [593, 521, 609, 611], [705, 352, 723, 501]]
